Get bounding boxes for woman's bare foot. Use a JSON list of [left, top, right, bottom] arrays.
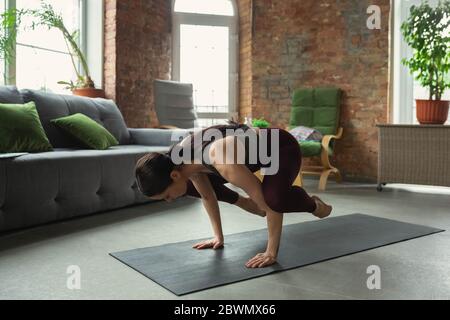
[[235, 196, 266, 217], [311, 195, 332, 219]]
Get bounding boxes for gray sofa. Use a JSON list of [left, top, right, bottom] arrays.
[[0, 86, 189, 233]]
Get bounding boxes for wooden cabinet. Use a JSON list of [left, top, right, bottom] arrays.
[[377, 124, 450, 190]]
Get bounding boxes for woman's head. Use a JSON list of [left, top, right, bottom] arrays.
[[135, 152, 187, 202]]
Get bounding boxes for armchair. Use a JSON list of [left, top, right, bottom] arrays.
[[153, 79, 199, 130], [287, 87, 343, 191]]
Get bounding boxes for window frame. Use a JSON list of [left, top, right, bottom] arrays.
[[391, 0, 413, 124], [1, 0, 103, 90], [172, 0, 239, 123]]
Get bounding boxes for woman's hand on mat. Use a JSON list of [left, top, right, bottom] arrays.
[[245, 252, 277, 268], [192, 237, 224, 250]]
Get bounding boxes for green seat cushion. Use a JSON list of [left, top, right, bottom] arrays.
[[0, 101, 53, 153], [299, 141, 322, 157], [50, 113, 119, 150], [289, 87, 341, 136], [299, 140, 334, 157]]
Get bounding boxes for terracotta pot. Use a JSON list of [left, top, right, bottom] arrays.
[[72, 88, 105, 98], [416, 99, 449, 125]]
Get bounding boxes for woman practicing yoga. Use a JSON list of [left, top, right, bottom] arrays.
[[135, 121, 332, 268]]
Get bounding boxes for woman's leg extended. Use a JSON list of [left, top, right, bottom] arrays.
[[262, 138, 316, 214]]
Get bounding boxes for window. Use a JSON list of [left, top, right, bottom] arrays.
[[174, 0, 234, 16], [15, 0, 80, 93], [172, 0, 238, 127], [392, 0, 450, 124], [0, 0, 84, 94]]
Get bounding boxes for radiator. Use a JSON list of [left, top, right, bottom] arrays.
[[377, 124, 450, 189]]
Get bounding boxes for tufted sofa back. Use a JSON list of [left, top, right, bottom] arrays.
[[17, 88, 131, 147], [288, 87, 342, 136]]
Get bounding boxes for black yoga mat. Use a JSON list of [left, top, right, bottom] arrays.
[[110, 213, 444, 296]]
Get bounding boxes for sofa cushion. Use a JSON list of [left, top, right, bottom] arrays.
[[128, 128, 192, 146], [0, 86, 24, 104], [0, 101, 53, 153], [51, 113, 119, 150], [0, 145, 169, 232], [20, 89, 131, 148]]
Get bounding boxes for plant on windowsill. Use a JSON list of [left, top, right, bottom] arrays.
[[0, 2, 104, 98], [251, 117, 270, 128], [401, 0, 450, 124]]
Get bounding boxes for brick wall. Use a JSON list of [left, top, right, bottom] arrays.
[[238, 0, 390, 181], [104, 0, 390, 180], [104, 0, 171, 128], [104, 0, 116, 102], [237, 0, 253, 121]]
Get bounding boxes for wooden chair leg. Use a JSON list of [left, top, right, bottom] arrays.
[[257, 167, 304, 187], [318, 168, 341, 191], [319, 146, 342, 190], [318, 169, 332, 191], [254, 170, 264, 182], [334, 168, 342, 183], [299, 171, 304, 187], [293, 172, 303, 187]]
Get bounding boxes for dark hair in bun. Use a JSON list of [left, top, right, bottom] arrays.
[[135, 152, 176, 197]]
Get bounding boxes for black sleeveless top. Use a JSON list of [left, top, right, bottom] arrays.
[[168, 121, 263, 177]]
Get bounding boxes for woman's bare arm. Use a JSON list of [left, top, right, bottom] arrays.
[[209, 136, 271, 212], [210, 136, 283, 260], [190, 173, 224, 246], [214, 163, 283, 258]]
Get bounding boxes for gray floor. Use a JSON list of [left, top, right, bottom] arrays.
[[0, 179, 449, 300]]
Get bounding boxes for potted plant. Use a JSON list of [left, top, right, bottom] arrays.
[[401, 0, 450, 124], [251, 117, 271, 128], [0, 2, 104, 98]]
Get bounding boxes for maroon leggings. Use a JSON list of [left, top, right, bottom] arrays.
[[183, 128, 316, 213]]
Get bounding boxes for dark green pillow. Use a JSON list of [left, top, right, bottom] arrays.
[[50, 113, 119, 150], [0, 101, 53, 153]]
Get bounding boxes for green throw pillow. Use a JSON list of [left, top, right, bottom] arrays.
[[0, 101, 53, 153], [50, 113, 119, 150]]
